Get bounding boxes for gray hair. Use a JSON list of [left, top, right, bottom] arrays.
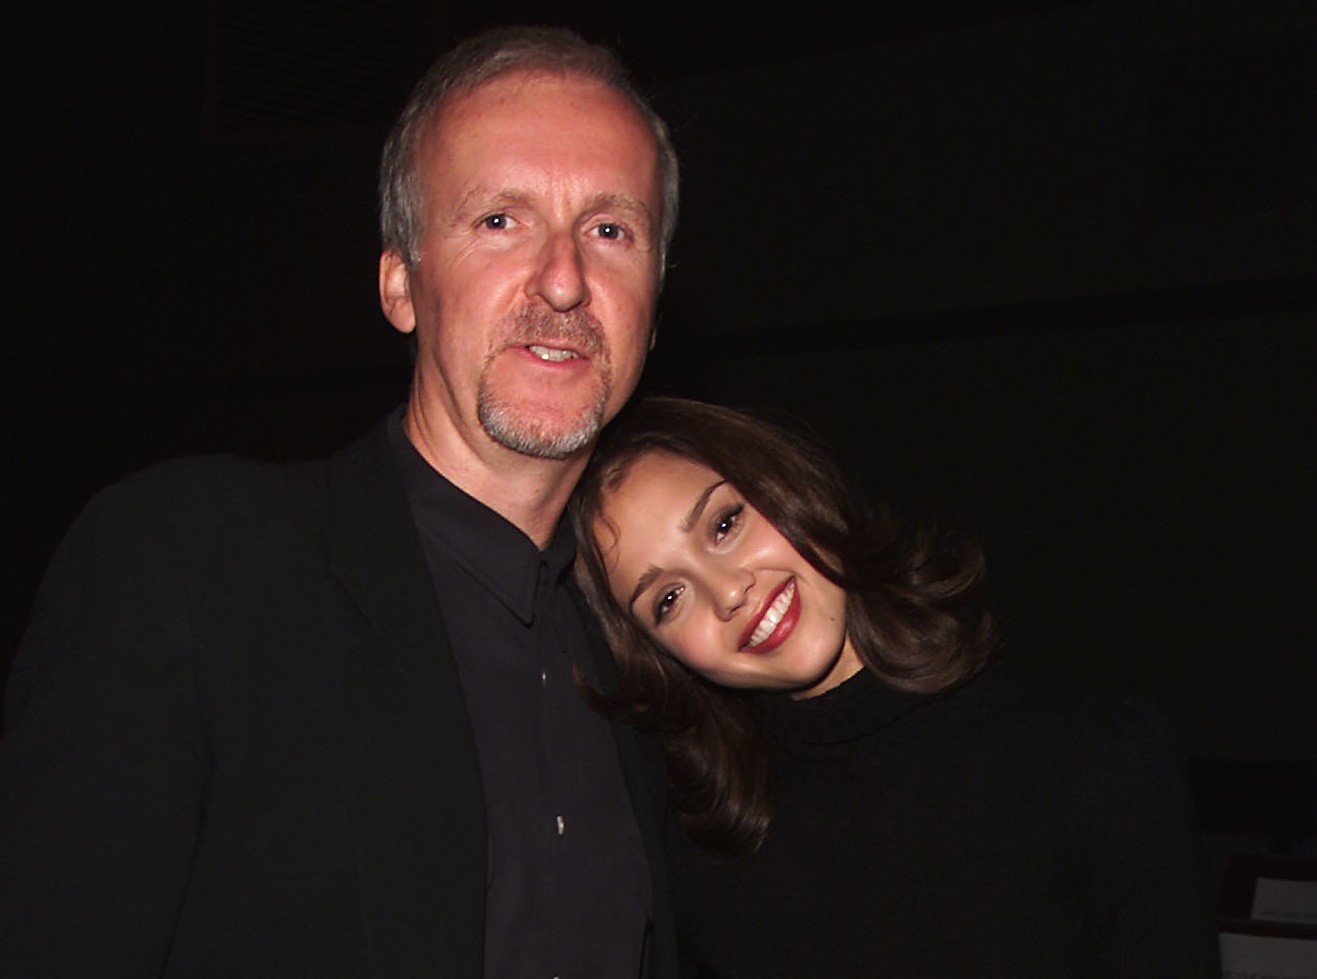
[[379, 25, 679, 271]]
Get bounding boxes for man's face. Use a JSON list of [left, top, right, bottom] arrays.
[[381, 70, 663, 461]]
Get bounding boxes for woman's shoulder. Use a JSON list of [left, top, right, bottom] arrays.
[[966, 654, 1165, 717], [948, 657, 1183, 763]]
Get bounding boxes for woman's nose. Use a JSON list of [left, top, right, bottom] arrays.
[[714, 567, 754, 620]]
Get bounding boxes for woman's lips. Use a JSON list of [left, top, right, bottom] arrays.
[[740, 578, 799, 653]]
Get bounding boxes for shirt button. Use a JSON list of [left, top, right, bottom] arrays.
[[556, 814, 565, 836], [540, 669, 547, 687]]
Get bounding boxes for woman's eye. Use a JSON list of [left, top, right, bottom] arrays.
[[712, 504, 744, 543], [653, 585, 684, 624]]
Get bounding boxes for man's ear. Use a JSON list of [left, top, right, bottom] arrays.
[[379, 249, 416, 334]]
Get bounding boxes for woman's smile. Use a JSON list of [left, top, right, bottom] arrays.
[[740, 578, 799, 652]]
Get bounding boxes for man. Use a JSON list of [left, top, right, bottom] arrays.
[[0, 26, 679, 977]]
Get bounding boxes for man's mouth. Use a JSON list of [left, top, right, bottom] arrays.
[[526, 344, 581, 363], [742, 578, 797, 650], [510, 303, 604, 363]]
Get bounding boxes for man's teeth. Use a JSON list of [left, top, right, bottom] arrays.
[[747, 579, 795, 648], [528, 344, 578, 362]]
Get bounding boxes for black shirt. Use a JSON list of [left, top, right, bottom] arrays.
[[389, 413, 650, 978]]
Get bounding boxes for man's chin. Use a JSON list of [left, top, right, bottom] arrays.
[[478, 401, 604, 461]]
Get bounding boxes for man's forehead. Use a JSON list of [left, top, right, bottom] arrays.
[[419, 70, 662, 214], [432, 69, 643, 138]]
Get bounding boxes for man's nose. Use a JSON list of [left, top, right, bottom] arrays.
[[529, 230, 590, 312]]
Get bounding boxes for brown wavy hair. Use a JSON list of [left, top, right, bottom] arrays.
[[570, 396, 998, 856]]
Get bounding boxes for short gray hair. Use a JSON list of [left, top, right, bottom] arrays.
[[379, 26, 679, 271]]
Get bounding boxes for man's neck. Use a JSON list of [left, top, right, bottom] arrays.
[[403, 402, 587, 550]]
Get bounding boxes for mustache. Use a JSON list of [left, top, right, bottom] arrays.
[[507, 305, 605, 359]]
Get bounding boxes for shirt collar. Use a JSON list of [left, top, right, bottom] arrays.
[[387, 408, 576, 624]]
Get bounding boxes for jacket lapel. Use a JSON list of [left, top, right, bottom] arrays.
[[573, 584, 681, 979], [327, 422, 487, 976]]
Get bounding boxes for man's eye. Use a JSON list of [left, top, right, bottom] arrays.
[[654, 585, 683, 624], [481, 213, 511, 230], [595, 222, 623, 240]]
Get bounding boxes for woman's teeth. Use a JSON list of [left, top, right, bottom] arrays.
[[747, 579, 795, 648]]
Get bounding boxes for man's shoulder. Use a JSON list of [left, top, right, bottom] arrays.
[[92, 452, 326, 527], [73, 419, 393, 544]]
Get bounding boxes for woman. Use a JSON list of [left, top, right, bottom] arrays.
[[570, 396, 1219, 978]]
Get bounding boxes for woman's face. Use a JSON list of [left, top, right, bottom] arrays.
[[595, 451, 863, 698]]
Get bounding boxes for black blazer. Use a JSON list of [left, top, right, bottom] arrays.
[[0, 419, 678, 977]]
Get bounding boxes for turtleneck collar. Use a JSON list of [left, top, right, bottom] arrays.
[[761, 666, 927, 747]]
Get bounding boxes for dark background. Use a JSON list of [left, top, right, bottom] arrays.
[[7, 0, 1315, 871]]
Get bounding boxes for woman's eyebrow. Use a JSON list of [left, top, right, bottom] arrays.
[[628, 566, 661, 612], [681, 480, 727, 533]]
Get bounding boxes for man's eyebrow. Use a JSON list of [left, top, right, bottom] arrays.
[[626, 479, 727, 612], [587, 191, 653, 219], [587, 192, 656, 242], [453, 188, 533, 218]]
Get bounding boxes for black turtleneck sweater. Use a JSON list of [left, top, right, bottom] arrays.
[[667, 660, 1220, 977]]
